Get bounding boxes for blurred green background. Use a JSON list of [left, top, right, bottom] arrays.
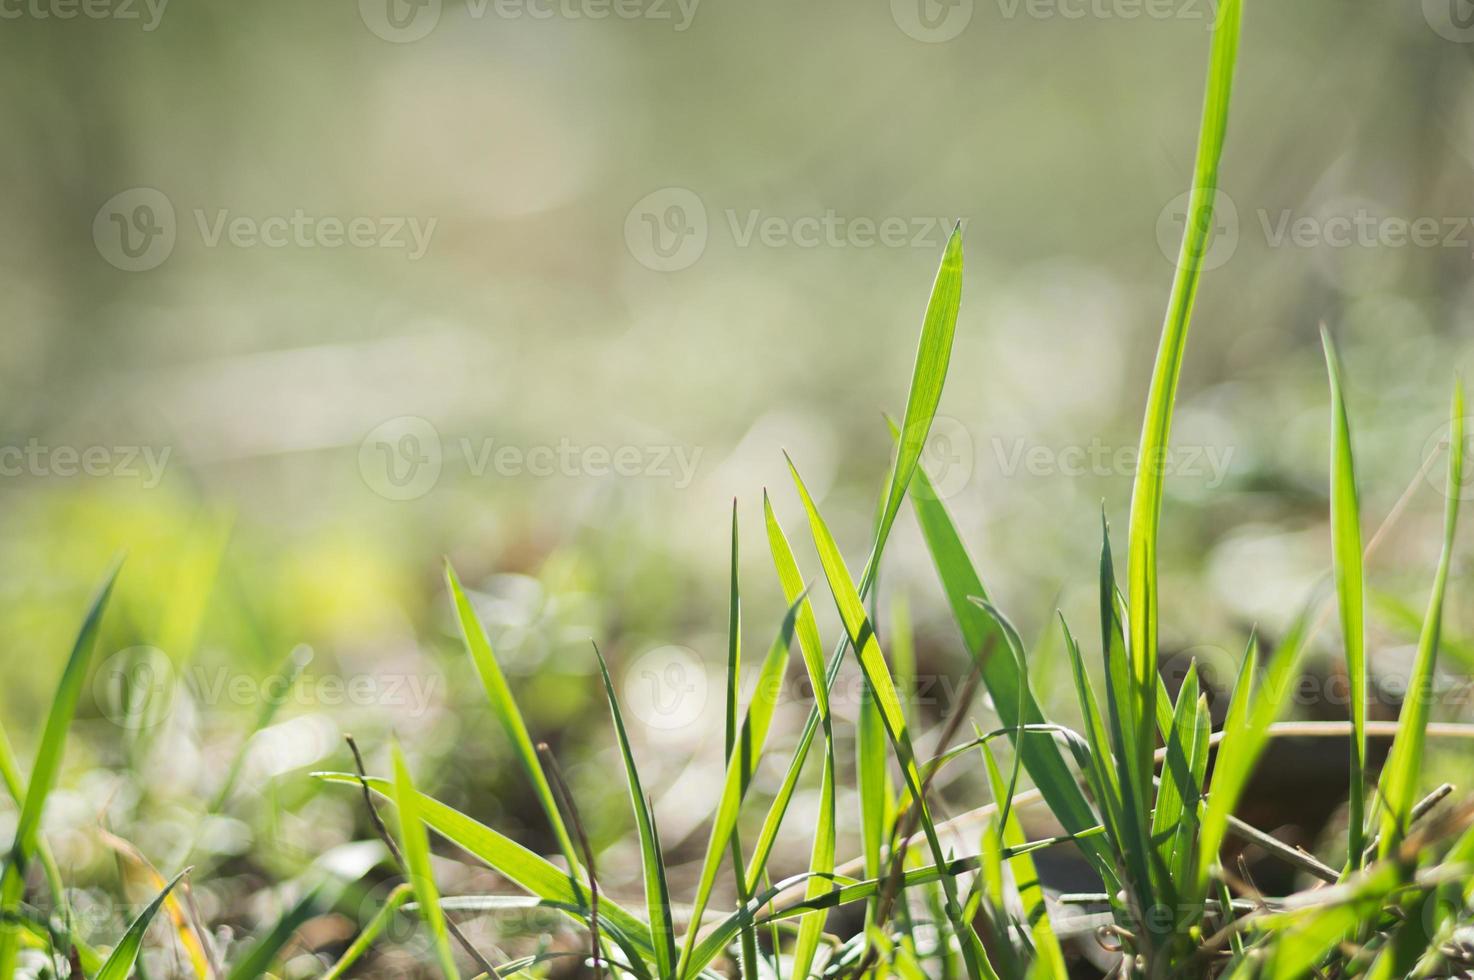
[[1, 0, 1473, 973]]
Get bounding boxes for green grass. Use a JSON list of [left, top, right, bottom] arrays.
[[3, 4, 1474, 977]]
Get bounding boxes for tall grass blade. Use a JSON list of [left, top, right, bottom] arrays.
[[1322, 326, 1369, 870], [786, 456, 996, 980], [1125, 0, 1243, 833], [1375, 383, 1464, 858], [446, 562, 582, 877], [323, 882, 414, 980]]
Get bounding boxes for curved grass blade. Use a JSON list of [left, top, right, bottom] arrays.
[[675, 596, 803, 978], [95, 868, 189, 980], [0, 561, 121, 978], [1375, 383, 1464, 859], [446, 562, 582, 878], [323, 882, 414, 980], [391, 742, 461, 979], [786, 456, 996, 980], [1125, 0, 1243, 842], [313, 772, 654, 956], [592, 646, 678, 979], [1322, 327, 1369, 870]]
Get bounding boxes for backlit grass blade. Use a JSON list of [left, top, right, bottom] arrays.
[[1322, 327, 1369, 870], [675, 596, 802, 978], [1125, 0, 1242, 828], [871, 222, 963, 566], [323, 882, 414, 980], [95, 868, 189, 980], [1058, 616, 1125, 854], [786, 455, 996, 980], [391, 742, 461, 979], [446, 561, 581, 877], [1194, 615, 1308, 904], [980, 744, 1067, 979], [906, 441, 1115, 878], [760, 491, 835, 980], [312, 772, 654, 957], [1375, 382, 1464, 859], [720, 501, 761, 980], [0, 560, 121, 978], [593, 646, 678, 979]]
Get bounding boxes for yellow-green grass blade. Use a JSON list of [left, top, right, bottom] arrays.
[[675, 596, 802, 978], [759, 492, 835, 980], [720, 501, 761, 980], [1322, 326, 1369, 870], [446, 562, 582, 877], [869, 222, 963, 572], [0, 561, 121, 978], [323, 882, 414, 980], [980, 744, 1067, 979], [906, 441, 1115, 880], [312, 773, 655, 959], [392, 742, 461, 979], [593, 646, 678, 979], [1125, 0, 1243, 828], [95, 868, 189, 980], [786, 456, 996, 980], [1194, 616, 1308, 905], [1375, 383, 1464, 859]]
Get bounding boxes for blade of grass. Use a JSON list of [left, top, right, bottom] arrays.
[[786, 455, 996, 980], [1125, 0, 1243, 869], [446, 562, 582, 878], [95, 868, 189, 980], [323, 882, 414, 980], [592, 646, 678, 979], [675, 595, 803, 978], [1322, 326, 1369, 871], [1375, 382, 1464, 859], [721, 502, 761, 980], [392, 742, 462, 979], [313, 772, 654, 957], [0, 560, 121, 978], [760, 492, 836, 980]]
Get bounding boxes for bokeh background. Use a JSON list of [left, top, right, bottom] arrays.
[[2, 0, 1474, 973]]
